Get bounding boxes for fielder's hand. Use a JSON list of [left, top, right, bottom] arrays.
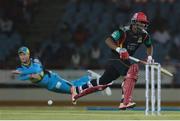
[[30, 74, 41, 80], [11, 70, 21, 79], [11, 70, 21, 74]]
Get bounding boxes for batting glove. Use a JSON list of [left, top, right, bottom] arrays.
[[147, 55, 154, 64], [116, 47, 129, 60]]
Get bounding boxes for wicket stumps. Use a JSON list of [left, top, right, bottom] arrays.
[[145, 63, 161, 115]]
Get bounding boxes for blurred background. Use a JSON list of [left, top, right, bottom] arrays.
[[0, 0, 179, 106]]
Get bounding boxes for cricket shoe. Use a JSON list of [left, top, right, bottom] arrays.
[[104, 87, 112, 96], [71, 86, 78, 105], [118, 102, 136, 110], [87, 70, 112, 96], [87, 70, 101, 80]]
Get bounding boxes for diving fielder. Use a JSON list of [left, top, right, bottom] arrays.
[[12, 46, 99, 97]]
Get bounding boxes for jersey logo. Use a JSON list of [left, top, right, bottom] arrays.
[[55, 82, 62, 89], [137, 37, 143, 43], [111, 31, 120, 41], [33, 58, 41, 64]]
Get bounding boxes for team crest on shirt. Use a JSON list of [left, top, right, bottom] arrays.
[[137, 37, 143, 43]]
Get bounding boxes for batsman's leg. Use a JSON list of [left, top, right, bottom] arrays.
[[71, 70, 101, 104], [88, 70, 112, 96], [71, 82, 112, 104], [71, 66, 119, 104], [119, 64, 139, 110]]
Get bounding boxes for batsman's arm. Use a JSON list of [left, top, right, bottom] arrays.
[[105, 37, 118, 51], [144, 34, 153, 57], [106, 30, 125, 53], [146, 45, 153, 56]]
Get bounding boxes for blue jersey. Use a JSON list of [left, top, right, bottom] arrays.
[[16, 58, 44, 82], [16, 58, 91, 94]]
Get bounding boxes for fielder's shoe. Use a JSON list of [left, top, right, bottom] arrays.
[[71, 86, 78, 105], [118, 102, 136, 110], [87, 70, 113, 96], [104, 87, 112, 96], [87, 70, 101, 80]]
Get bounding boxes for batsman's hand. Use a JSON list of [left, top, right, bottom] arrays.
[[116, 47, 129, 60], [147, 55, 154, 64]]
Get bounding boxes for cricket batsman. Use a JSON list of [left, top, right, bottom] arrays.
[[12, 46, 100, 97], [71, 12, 154, 109]]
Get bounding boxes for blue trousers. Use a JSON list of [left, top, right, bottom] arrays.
[[37, 72, 90, 94]]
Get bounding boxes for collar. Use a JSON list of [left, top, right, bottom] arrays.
[[21, 59, 31, 67]]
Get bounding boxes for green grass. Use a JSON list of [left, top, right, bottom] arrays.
[[0, 106, 180, 120]]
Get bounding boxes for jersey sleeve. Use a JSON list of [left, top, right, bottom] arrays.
[[20, 66, 42, 75], [17, 74, 30, 81], [16, 61, 43, 75], [33, 58, 42, 65], [110, 30, 123, 42], [16, 67, 23, 72], [144, 35, 153, 48]]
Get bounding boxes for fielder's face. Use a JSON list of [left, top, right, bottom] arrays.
[[19, 53, 30, 64]]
